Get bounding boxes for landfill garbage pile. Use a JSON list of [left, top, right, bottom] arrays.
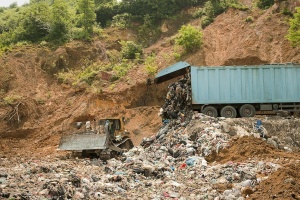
[[0, 114, 289, 200], [1, 77, 300, 199]]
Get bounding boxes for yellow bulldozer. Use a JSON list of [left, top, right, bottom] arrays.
[[58, 117, 134, 160]]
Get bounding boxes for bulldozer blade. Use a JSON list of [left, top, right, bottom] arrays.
[[58, 134, 108, 151]]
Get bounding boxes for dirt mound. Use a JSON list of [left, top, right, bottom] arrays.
[[209, 136, 300, 163], [251, 162, 300, 200]]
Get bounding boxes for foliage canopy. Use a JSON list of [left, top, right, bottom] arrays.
[[256, 0, 274, 9], [287, 7, 300, 47], [175, 24, 203, 53], [0, 0, 206, 48]]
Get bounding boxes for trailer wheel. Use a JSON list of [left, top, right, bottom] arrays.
[[82, 150, 88, 158], [239, 104, 256, 117], [220, 106, 237, 118], [202, 106, 218, 118]]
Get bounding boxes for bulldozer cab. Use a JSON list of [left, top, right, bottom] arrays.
[[98, 118, 123, 140]]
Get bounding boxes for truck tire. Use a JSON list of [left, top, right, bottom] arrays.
[[82, 150, 88, 158], [202, 106, 218, 118], [220, 106, 237, 118], [239, 104, 255, 117]]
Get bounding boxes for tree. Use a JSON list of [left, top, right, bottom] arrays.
[[48, 0, 71, 43], [78, 0, 96, 38], [18, 2, 50, 42], [287, 7, 300, 47], [175, 24, 203, 53], [9, 2, 18, 8]]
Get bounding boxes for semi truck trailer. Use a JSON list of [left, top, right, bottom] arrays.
[[154, 61, 300, 118]]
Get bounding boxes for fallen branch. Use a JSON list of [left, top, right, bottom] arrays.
[[5, 102, 23, 123]]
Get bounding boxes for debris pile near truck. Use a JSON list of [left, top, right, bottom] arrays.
[[158, 74, 193, 128]]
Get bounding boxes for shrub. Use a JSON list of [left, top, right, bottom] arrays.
[[282, 8, 293, 17], [93, 26, 103, 38], [192, 8, 204, 18], [287, 7, 300, 46], [245, 16, 254, 23], [197, 0, 227, 28], [75, 67, 98, 85], [201, 16, 214, 28], [228, 2, 249, 11], [144, 54, 157, 75], [112, 62, 133, 79], [107, 50, 122, 64], [137, 14, 162, 46], [256, 0, 274, 9], [111, 13, 132, 28], [3, 94, 21, 105], [175, 24, 203, 53], [120, 40, 143, 59]]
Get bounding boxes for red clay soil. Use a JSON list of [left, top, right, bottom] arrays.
[[209, 136, 300, 200], [250, 162, 300, 200], [210, 136, 300, 164]]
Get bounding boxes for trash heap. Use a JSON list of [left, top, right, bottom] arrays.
[[0, 115, 282, 199], [0, 77, 285, 199], [158, 74, 193, 128]]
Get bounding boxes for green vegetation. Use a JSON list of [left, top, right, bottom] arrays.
[[226, 0, 248, 11], [120, 40, 143, 59], [137, 14, 162, 46], [48, 0, 71, 44], [193, 0, 248, 28], [287, 7, 300, 47], [256, 0, 274, 9], [112, 61, 134, 79], [111, 13, 133, 28], [0, 0, 206, 49], [245, 16, 254, 23], [77, 0, 96, 40], [144, 54, 158, 75], [0, 0, 97, 49], [56, 64, 100, 86], [19, 2, 50, 43], [175, 24, 203, 53], [3, 94, 22, 105]]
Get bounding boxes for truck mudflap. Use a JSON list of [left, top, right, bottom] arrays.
[[58, 134, 108, 151]]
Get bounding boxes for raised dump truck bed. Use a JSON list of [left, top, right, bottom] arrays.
[[155, 61, 300, 118]]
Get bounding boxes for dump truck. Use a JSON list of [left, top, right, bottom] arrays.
[[155, 61, 300, 118], [58, 118, 134, 159]]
